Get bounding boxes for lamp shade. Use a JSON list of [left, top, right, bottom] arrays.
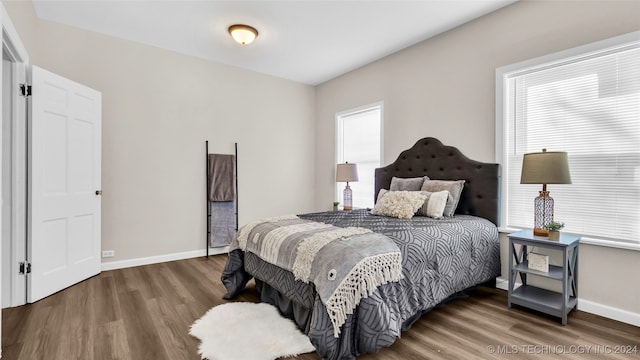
[[336, 163, 358, 182], [520, 150, 571, 185]]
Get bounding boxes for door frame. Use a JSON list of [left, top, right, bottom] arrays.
[[2, 2, 29, 310]]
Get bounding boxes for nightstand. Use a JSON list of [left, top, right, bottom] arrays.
[[507, 229, 580, 325]]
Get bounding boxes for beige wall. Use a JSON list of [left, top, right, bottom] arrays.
[[3, 1, 316, 263], [3, 0, 639, 321], [315, 0, 640, 316]]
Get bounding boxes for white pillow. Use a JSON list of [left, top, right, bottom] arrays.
[[371, 190, 428, 219], [420, 179, 465, 217], [376, 188, 389, 203], [416, 190, 449, 219]]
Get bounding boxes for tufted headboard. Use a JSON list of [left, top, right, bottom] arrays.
[[374, 137, 500, 225]]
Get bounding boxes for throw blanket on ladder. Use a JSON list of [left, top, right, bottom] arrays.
[[231, 215, 403, 337]]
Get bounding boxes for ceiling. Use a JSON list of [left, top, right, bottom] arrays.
[[32, 0, 517, 85]]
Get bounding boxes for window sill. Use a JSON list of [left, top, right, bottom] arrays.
[[579, 237, 640, 252], [499, 227, 640, 252]]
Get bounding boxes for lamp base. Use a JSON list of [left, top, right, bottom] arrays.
[[533, 190, 553, 238], [343, 183, 353, 211], [533, 227, 549, 237]]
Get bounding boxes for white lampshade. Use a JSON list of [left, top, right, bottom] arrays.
[[228, 24, 258, 45], [336, 163, 358, 182]]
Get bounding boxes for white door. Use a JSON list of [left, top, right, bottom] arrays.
[[29, 66, 101, 302]]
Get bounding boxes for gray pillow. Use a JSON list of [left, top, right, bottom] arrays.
[[420, 179, 465, 216], [389, 176, 428, 191]]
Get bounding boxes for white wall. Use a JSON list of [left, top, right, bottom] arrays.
[[3, 1, 317, 265], [314, 0, 640, 318]]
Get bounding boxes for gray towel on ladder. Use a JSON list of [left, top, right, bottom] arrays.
[[208, 154, 235, 202], [210, 201, 236, 247]]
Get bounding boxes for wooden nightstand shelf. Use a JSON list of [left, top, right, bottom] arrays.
[[508, 230, 580, 325]]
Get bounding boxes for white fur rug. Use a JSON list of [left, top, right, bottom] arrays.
[[190, 302, 315, 360]]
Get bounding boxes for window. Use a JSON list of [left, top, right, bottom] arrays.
[[336, 102, 382, 209], [496, 32, 640, 248]]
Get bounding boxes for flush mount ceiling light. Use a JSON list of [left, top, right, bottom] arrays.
[[228, 24, 258, 45]]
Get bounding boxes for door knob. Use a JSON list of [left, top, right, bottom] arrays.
[[95, 190, 102, 195]]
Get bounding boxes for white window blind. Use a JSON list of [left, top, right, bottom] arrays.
[[336, 103, 382, 208], [501, 38, 640, 246]]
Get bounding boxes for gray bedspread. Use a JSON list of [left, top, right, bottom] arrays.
[[221, 209, 500, 360]]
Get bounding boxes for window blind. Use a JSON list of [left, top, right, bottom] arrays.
[[336, 104, 382, 208], [504, 44, 640, 245]]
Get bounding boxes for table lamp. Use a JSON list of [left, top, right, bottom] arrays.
[[336, 162, 358, 210], [520, 149, 571, 236]]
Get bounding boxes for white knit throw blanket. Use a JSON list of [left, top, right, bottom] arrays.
[[232, 216, 403, 337]]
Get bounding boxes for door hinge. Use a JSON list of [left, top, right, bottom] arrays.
[[19, 261, 32, 275], [20, 83, 32, 97]]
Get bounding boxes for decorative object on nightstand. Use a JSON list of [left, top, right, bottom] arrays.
[[333, 201, 340, 211], [528, 252, 549, 272], [508, 229, 580, 325], [336, 162, 358, 210], [520, 149, 571, 237], [543, 221, 565, 241]]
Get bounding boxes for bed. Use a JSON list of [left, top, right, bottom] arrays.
[[221, 137, 501, 359]]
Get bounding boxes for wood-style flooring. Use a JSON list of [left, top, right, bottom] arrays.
[[3, 255, 639, 359]]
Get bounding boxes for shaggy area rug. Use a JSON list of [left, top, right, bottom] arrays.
[[190, 302, 315, 360]]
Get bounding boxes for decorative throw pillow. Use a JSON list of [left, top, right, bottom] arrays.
[[416, 190, 449, 219], [371, 190, 428, 219], [420, 180, 465, 217], [376, 188, 389, 203], [389, 176, 428, 191]]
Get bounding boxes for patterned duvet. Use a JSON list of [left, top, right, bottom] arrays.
[[222, 209, 500, 359]]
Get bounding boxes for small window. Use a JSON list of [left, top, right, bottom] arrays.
[[336, 102, 383, 209]]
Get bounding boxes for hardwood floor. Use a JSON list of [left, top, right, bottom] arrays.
[[3, 255, 639, 359]]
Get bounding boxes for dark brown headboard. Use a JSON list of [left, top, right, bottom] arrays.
[[374, 137, 500, 225]]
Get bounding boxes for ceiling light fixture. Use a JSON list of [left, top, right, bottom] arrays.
[[228, 24, 258, 45]]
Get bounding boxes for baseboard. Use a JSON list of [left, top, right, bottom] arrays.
[[578, 298, 640, 327], [101, 246, 229, 271], [496, 276, 509, 290], [495, 277, 639, 327], [208, 246, 230, 256]]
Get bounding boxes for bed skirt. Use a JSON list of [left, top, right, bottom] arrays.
[[245, 251, 494, 360]]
